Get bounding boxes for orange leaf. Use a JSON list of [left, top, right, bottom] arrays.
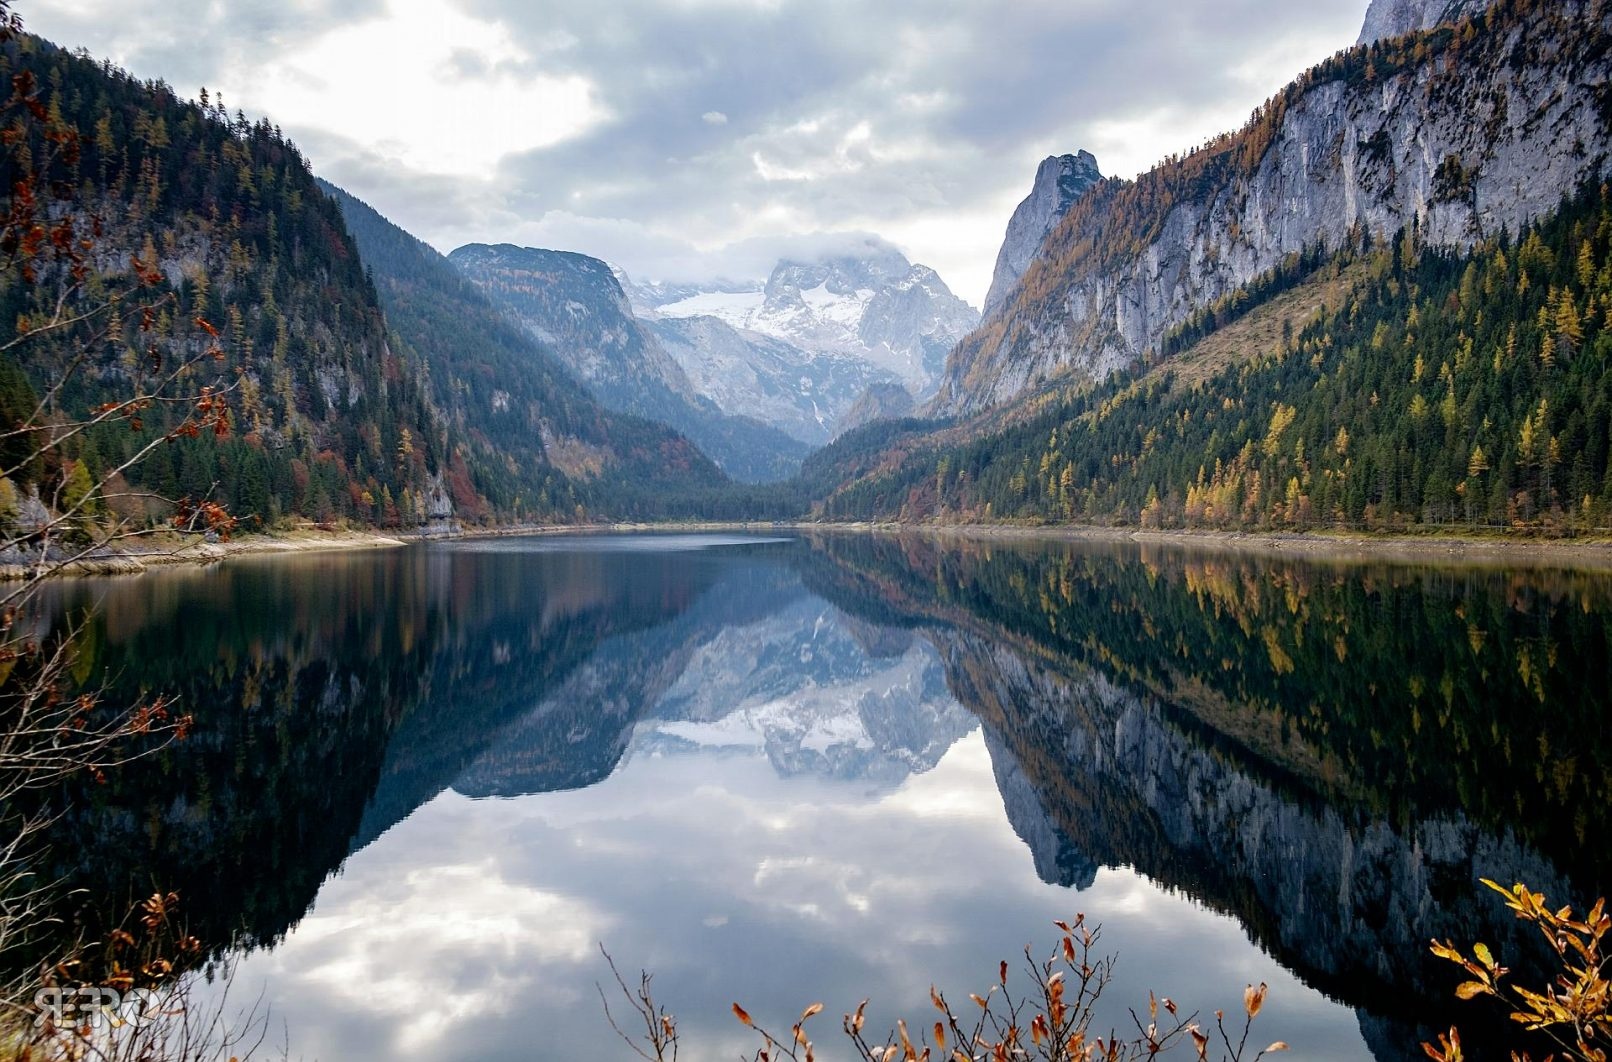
[[1244, 982, 1267, 1019]]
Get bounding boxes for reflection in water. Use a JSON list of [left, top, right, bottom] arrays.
[[19, 532, 1612, 1061]]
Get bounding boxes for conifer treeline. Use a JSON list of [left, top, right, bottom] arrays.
[[814, 184, 1612, 533], [0, 35, 452, 530], [949, 0, 1601, 406], [0, 35, 788, 531]]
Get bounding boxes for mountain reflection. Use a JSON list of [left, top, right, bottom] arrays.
[[20, 532, 1612, 1061]]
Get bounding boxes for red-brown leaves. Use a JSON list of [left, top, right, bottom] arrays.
[[171, 497, 237, 540]]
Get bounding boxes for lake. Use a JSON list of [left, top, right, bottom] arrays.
[[21, 531, 1612, 1061]]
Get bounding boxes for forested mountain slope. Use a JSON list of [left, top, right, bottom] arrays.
[[812, 183, 1612, 531], [934, 0, 1612, 417], [0, 34, 453, 530], [322, 183, 733, 522]]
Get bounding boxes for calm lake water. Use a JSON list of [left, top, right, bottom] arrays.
[[24, 532, 1612, 1061]]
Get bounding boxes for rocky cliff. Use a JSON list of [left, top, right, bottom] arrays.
[[450, 245, 698, 412], [1358, 0, 1490, 45], [934, 0, 1612, 416], [834, 381, 917, 436], [982, 152, 1104, 317]]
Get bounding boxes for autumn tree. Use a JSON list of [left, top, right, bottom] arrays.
[[0, 2, 244, 1045]]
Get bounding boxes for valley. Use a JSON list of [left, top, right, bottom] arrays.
[[4, 3, 1612, 1060], [2, 0, 1607, 545]]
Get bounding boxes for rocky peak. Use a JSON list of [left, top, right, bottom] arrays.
[[638, 245, 978, 398], [763, 247, 913, 306], [1357, 0, 1490, 45], [934, 1, 1611, 417], [455, 243, 635, 320], [983, 151, 1104, 317]]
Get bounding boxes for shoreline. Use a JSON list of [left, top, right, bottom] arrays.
[[590, 520, 1612, 570], [13, 519, 1612, 578], [844, 522, 1612, 570], [0, 528, 409, 579]]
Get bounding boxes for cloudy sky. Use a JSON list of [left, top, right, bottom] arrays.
[[29, 0, 1368, 306]]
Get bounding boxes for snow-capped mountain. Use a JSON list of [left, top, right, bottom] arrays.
[[449, 243, 809, 482], [626, 246, 980, 402], [641, 313, 900, 446]]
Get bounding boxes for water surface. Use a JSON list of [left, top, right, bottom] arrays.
[[27, 532, 1612, 1061]]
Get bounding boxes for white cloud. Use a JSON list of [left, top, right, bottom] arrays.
[[24, 0, 1372, 307], [242, 0, 607, 178]]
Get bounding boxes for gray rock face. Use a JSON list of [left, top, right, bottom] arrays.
[[933, 1, 1612, 416], [640, 305, 901, 447], [835, 381, 917, 436], [450, 244, 694, 407], [449, 243, 810, 482], [855, 263, 980, 390], [639, 248, 979, 402], [983, 152, 1103, 318], [1358, 0, 1490, 45]]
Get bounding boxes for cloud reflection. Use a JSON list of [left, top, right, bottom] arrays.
[[217, 727, 1368, 1060], [257, 859, 611, 1054]]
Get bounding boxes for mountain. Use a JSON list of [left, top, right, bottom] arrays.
[[982, 151, 1104, 317], [809, 2, 1612, 533], [932, 0, 1612, 417], [816, 182, 1612, 529], [321, 182, 736, 521], [0, 35, 456, 532], [449, 244, 809, 482], [639, 312, 898, 446], [834, 382, 916, 436], [636, 245, 980, 400], [1358, 0, 1490, 44]]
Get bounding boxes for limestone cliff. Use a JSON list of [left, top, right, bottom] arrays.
[[933, 0, 1612, 416], [982, 152, 1103, 318], [1358, 0, 1490, 45]]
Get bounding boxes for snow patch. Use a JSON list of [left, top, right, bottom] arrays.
[[656, 290, 766, 327]]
